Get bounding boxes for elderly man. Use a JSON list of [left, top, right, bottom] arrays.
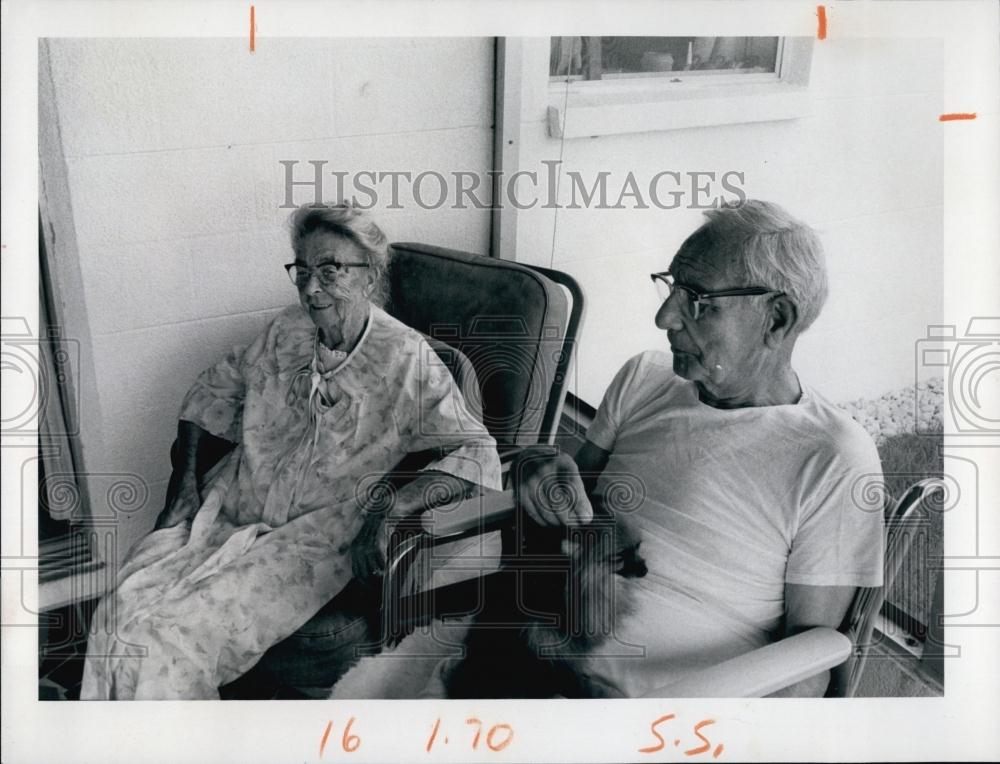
[[513, 200, 885, 697]]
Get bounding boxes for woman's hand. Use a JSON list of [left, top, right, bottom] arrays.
[[350, 471, 473, 582], [154, 420, 212, 531], [350, 513, 388, 582], [511, 445, 594, 527], [155, 470, 202, 530]]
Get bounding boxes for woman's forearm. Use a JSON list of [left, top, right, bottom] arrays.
[[384, 471, 477, 522], [175, 419, 208, 477], [157, 420, 212, 530]]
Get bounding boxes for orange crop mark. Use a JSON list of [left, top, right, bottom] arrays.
[[817, 5, 827, 39], [939, 113, 977, 121], [249, 5, 256, 53]]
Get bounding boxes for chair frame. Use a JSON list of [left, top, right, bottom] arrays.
[[382, 479, 945, 697], [520, 263, 586, 446], [388, 243, 585, 450], [826, 477, 945, 697], [170, 243, 585, 696], [374, 251, 586, 647]]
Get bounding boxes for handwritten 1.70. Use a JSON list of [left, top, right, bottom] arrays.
[[318, 717, 513, 757], [317, 714, 723, 758]]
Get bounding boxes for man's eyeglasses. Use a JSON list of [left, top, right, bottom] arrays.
[[285, 262, 370, 288], [649, 271, 779, 321]]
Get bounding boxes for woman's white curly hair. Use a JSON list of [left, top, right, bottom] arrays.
[[289, 201, 392, 307]]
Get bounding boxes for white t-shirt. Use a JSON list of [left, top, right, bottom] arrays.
[[582, 351, 885, 696]]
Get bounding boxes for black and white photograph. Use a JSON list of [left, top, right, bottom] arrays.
[[3, 1, 999, 762]]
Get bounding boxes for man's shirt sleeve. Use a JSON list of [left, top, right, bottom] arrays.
[[785, 425, 886, 588], [585, 352, 651, 452]]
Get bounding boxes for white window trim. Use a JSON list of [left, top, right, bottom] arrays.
[[547, 37, 814, 139]]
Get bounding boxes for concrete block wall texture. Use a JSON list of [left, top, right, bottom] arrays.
[[40, 38, 495, 567], [40, 35, 944, 571], [513, 37, 944, 407]]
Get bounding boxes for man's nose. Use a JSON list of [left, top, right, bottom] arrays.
[[655, 293, 684, 331]]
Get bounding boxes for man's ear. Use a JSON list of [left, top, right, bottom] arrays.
[[764, 294, 799, 347]]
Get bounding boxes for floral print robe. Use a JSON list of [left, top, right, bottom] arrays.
[[81, 304, 501, 699]]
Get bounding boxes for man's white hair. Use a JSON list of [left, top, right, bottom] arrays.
[[679, 200, 829, 332]]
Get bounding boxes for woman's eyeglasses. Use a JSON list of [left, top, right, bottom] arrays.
[[285, 262, 370, 288], [650, 271, 779, 321]]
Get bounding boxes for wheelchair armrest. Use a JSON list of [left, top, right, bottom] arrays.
[[381, 487, 515, 646], [419, 488, 516, 539], [498, 444, 524, 485], [378, 444, 558, 646], [408, 444, 521, 542], [645, 627, 852, 698]]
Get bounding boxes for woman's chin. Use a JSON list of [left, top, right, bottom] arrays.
[[303, 299, 367, 349], [307, 303, 341, 326]]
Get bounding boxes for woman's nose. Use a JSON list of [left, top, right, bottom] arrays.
[[302, 271, 324, 294]]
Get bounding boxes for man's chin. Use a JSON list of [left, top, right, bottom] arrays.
[[671, 351, 702, 381]]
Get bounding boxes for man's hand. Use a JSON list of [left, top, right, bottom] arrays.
[[155, 470, 202, 530], [511, 446, 594, 527]]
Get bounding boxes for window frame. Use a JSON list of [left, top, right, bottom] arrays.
[[547, 36, 814, 139], [549, 37, 787, 88]]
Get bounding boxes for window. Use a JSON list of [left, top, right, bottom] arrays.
[[546, 36, 813, 138], [550, 36, 782, 83]]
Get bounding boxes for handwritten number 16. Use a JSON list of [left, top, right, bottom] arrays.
[[319, 718, 361, 757]]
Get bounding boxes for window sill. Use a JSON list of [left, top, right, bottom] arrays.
[[547, 80, 811, 138]]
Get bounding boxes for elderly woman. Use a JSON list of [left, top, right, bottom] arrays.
[[81, 203, 501, 699]]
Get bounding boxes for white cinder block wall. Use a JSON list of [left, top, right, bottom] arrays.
[[40, 36, 943, 569], [511, 38, 943, 407], [40, 38, 495, 566]]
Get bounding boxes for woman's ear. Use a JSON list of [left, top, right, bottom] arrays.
[[764, 294, 799, 347], [363, 268, 377, 298]]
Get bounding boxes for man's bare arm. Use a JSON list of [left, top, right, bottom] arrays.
[[766, 583, 857, 697], [783, 583, 856, 636], [573, 439, 611, 495]]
